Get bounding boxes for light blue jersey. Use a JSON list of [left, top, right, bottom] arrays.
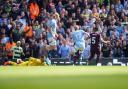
[[47, 32, 56, 46], [71, 29, 89, 65], [72, 30, 88, 52], [46, 19, 57, 46], [46, 19, 57, 34]]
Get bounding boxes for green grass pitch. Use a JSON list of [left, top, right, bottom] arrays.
[[0, 66, 128, 89]]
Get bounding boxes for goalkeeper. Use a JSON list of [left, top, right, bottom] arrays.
[[4, 56, 47, 66]]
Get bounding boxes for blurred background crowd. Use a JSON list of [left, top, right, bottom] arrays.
[[0, 0, 128, 65]]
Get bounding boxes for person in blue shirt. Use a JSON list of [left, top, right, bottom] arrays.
[[44, 14, 58, 65], [71, 25, 89, 65], [115, 0, 124, 13], [46, 14, 58, 51], [116, 22, 124, 36], [59, 40, 70, 59]]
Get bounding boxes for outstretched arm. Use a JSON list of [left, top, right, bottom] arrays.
[[100, 35, 110, 44]]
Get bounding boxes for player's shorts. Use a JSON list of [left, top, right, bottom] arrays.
[[49, 40, 57, 46], [74, 42, 85, 53], [48, 38, 57, 46], [90, 46, 100, 56]]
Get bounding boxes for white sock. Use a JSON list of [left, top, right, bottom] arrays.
[[107, 62, 112, 66], [121, 63, 126, 66], [97, 63, 102, 66]]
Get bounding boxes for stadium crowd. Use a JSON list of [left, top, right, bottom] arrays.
[[0, 0, 128, 66]]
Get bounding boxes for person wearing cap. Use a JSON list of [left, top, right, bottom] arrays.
[[11, 41, 24, 62]]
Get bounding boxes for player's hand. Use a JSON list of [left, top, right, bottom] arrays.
[[107, 41, 110, 44], [105, 41, 110, 45]]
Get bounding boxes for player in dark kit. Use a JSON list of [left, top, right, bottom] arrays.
[[87, 26, 110, 66]]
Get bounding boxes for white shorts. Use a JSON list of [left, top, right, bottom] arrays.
[[49, 40, 57, 46], [48, 38, 57, 46], [72, 43, 85, 54]]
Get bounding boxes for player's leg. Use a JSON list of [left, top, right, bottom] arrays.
[[77, 50, 84, 65], [88, 50, 95, 65], [44, 55, 51, 65], [4, 61, 18, 66], [74, 43, 85, 65], [73, 50, 79, 65], [96, 49, 102, 66], [70, 46, 76, 65], [96, 51, 100, 63], [72, 46, 82, 65], [43, 40, 56, 65], [44, 44, 55, 65], [71, 46, 78, 65]]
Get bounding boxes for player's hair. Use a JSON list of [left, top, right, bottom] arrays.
[[93, 27, 99, 32]]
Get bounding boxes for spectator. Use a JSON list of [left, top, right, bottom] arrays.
[[4, 0, 12, 14], [5, 38, 16, 60], [124, 0, 128, 16], [56, 1, 63, 14], [101, 43, 112, 58], [122, 40, 128, 57], [1, 28, 10, 45], [37, 39, 45, 58], [35, 23, 44, 39], [30, 40, 38, 58], [11, 41, 24, 62], [59, 40, 70, 59], [24, 23, 33, 38], [33, 20, 40, 31], [23, 43, 31, 59], [116, 21, 124, 36], [115, 0, 124, 15], [92, 7, 99, 20], [12, 24, 22, 43], [101, 42, 112, 64], [18, 11, 27, 29], [46, 0, 55, 12], [112, 41, 122, 58]]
